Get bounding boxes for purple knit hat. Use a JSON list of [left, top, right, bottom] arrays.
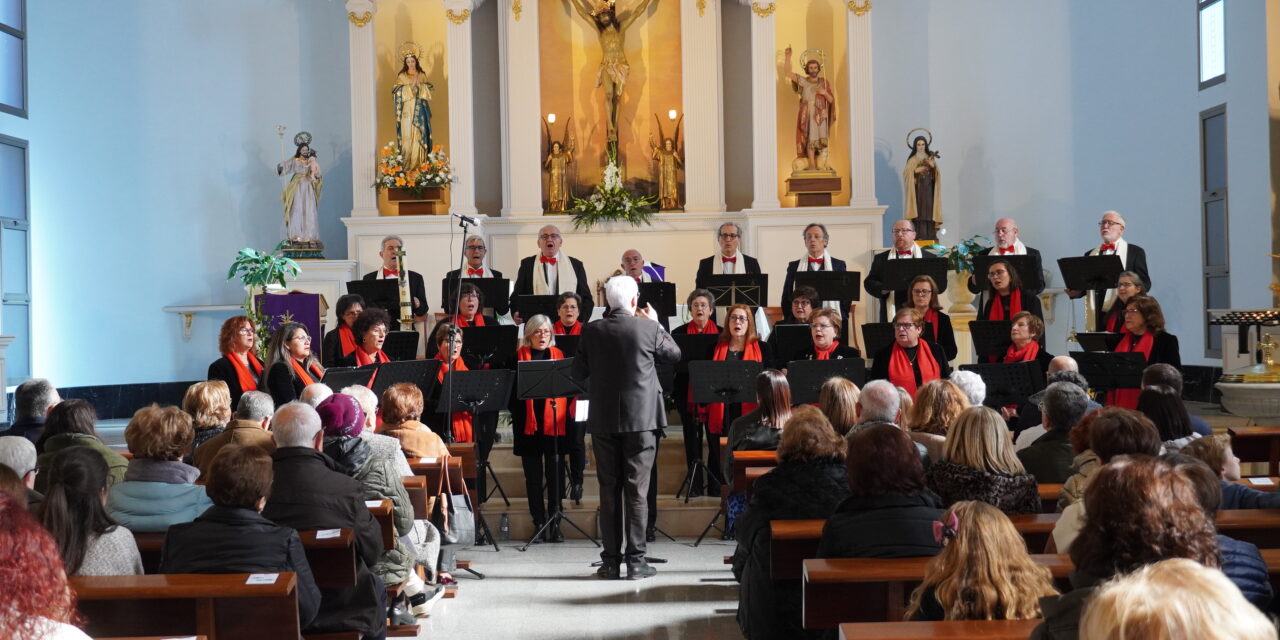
[[316, 393, 365, 438]]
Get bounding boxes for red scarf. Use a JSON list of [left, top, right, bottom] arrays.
[[553, 320, 581, 335], [887, 340, 941, 398], [813, 341, 840, 360], [337, 325, 358, 357], [686, 320, 718, 335], [455, 314, 485, 328], [517, 346, 570, 436], [706, 341, 761, 435], [922, 308, 940, 342], [1108, 331, 1155, 409], [987, 289, 1023, 321], [224, 351, 263, 393], [435, 354, 474, 442], [354, 348, 390, 366], [289, 358, 323, 386], [1105, 308, 1129, 334], [1003, 340, 1040, 363]]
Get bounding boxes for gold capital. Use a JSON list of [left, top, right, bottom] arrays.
[[513, 0, 523, 21], [446, 8, 471, 24], [750, 2, 775, 18], [847, 0, 871, 16], [347, 11, 372, 27]]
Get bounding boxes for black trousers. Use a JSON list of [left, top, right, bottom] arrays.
[[592, 430, 657, 565], [566, 419, 587, 485], [474, 412, 499, 502], [520, 450, 564, 525]]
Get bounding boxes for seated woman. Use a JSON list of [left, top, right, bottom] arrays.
[[1108, 295, 1180, 409], [39, 447, 143, 577], [980, 258, 1043, 323], [0, 492, 94, 639], [206, 315, 263, 408], [510, 314, 574, 542], [817, 377, 860, 437], [1097, 270, 1145, 334], [725, 370, 793, 533], [377, 382, 448, 460], [1137, 384, 1201, 452], [1183, 434, 1280, 510], [159, 444, 320, 629], [426, 282, 498, 359], [903, 379, 970, 462], [321, 293, 364, 367], [263, 321, 324, 407], [182, 380, 232, 452], [906, 275, 957, 361], [795, 308, 860, 361], [107, 405, 213, 532], [338, 307, 393, 368], [870, 308, 952, 398], [1057, 408, 1103, 510], [553, 291, 583, 335], [1032, 456, 1221, 639], [733, 407, 849, 640], [818, 425, 943, 559], [906, 500, 1057, 621], [35, 399, 127, 491], [425, 322, 474, 444], [673, 288, 719, 497], [925, 406, 1040, 515]]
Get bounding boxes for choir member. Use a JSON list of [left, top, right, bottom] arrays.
[[1004, 311, 1053, 372], [263, 322, 325, 407], [426, 282, 498, 358], [553, 292, 583, 335], [337, 308, 392, 367], [695, 222, 761, 288], [320, 294, 363, 367], [1099, 270, 1145, 333], [980, 258, 1043, 322], [870, 308, 951, 397], [207, 315, 263, 408], [796, 308, 860, 361], [443, 234, 508, 316], [425, 322, 473, 443], [510, 225, 595, 323], [783, 285, 820, 324], [698, 304, 771, 492], [780, 223, 848, 312], [966, 218, 1044, 294], [673, 288, 719, 497], [906, 275, 957, 361], [509, 314, 571, 543], [1108, 296, 1181, 409], [361, 235, 428, 330], [864, 219, 938, 322], [1066, 211, 1151, 331], [620, 249, 664, 283]]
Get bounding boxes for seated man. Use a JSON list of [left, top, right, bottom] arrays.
[[0, 379, 59, 442], [0, 436, 40, 510], [193, 391, 276, 476], [1017, 381, 1089, 484]]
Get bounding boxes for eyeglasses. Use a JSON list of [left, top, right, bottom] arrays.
[[911, 289, 933, 296], [466, 244, 487, 251], [1099, 221, 1123, 228], [719, 233, 740, 239], [1124, 308, 1140, 315], [893, 323, 918, 330], [291, 335, 312, 343], [792, 300, 812, 307], [1116, 281, 1137, 289], [538, 234, 562, 241], [730, 315, 749, 323], [812, 323, 835, 330], [237, 328, 255, 335], [892, 229, 914, 235]]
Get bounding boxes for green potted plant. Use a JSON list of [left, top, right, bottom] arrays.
[[226, 241, 301, 357], [924, 234, 990, 314]]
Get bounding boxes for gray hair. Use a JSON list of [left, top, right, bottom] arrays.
[[857, 380, 901, 423], [15, 378, 58, 422], [1043, 381, 1090, 432], [464, 234, 486, 248], [272, 402, 322, 448], [521, 314, 556, 349], [716, 221, 743, 242], [605, 275, 639, 312], [949, 370, 987, 406], [299, 383, 334, 407], [803, 222, 829, 241], [340, 386, 378, 426], [1049, 370, 1090, 394], [0, 436, 36, 477], [380, 235, 404, 251], [234, 391, 274, 421]]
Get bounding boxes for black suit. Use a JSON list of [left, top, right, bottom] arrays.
[[264, 360, 308, 407], [966, 246, 1045, 295], [573, 310, 681, 566], [511, 256, 595, 321], [780, 256, 849, 316], [207, 355, 259, 408], [695, 254, 762, 290], [442, 268, 508, 316], [320, 327, 353, 368], [362, 270, 429, 331], [923, 311, 958, 361], [863, 248, 938, 322], [1074, 243, 1150, 330]]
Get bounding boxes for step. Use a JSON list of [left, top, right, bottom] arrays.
[[475, 495, 725, 540]]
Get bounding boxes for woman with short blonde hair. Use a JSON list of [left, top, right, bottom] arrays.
[[904, 379, 970, 461], [108, 405, 212, 532], [926, 406, 1040, 514], [182, 380, 232, 450], [817, 377, 860, 437]]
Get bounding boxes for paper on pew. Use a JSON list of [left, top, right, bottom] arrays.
[[245, 573, 279, 585], [316, 529, 341, 539], [1250, 477, 1275, 486], [419, 457, 438, 464], [365, 500, 383, 508]]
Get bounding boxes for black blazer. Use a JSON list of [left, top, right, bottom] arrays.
[[1077, 243, 1150, 330], [780, 256, 849, 316], [207, 355, 259, 409], [922, 311, 958, 361], [863, 248, 938, 322], [869, 341, 953, 384], [442, 268, 508, 316], [1115, 331, 1181, 370], [362, 269, 429, 331], [572, 312, 681, 435], [966, 246, 1045, 295], [320, 327, 354, 368], [695, 254, 762, 290], [264, 360, 309, 407], [423, 315, 499, 359], [979, 289, 1044, 323], [511, 255, 595, 321]]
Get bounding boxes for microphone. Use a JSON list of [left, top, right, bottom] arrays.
[[452, 212, 480, 226]]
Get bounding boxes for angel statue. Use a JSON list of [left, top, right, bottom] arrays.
[[903, 129, 941, 240], [649, 113, 684, 211], [543, 117, 576, 212], [566, 0, 657, 155], [277, 131, 323, 245], [393, 42, 433, 171], [783, 45, 836, 174]]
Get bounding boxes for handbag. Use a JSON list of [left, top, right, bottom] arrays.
[[429, 455, 476, 546]]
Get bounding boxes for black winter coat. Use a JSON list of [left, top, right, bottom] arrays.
[[1219, 534, 1274, 611], [159, 505, 321, 629], [262, 447, 387, 637], [734, 458, 850, 640], [817, 491, 944, 560]]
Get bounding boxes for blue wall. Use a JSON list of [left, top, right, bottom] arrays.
[[0, 1, 351, 387]]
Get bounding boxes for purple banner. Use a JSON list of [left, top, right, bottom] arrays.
[[255, 292, 325, 345]]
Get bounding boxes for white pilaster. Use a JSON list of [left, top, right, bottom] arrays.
[[680, 0, 726, 213], [741, 1, 780, 210], [445, 0, 481, 216], [845, 5, 877, 207], [345, 0, 379, 217], [499, 0, 545, 217]]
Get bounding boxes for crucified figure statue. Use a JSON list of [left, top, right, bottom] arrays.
[[567, 0, 656, 155]]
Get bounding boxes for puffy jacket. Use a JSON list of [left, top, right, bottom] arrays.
[[36, 434, 128, 492], [325, 436, 415, 586], [1057, 450, 1099, 511], [108, 481, 213, 533], [1220, 481, 1280, 510], [925, 459, 1041, 515], [817, 491, 944, 560], [1218, 534, 1273, 610]]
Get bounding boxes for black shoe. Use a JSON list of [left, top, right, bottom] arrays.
[[646, 527, 657, 543], [530, 521, 545, 544], [570, 483, 584, 504], [626, 561, 657, 580], [596, 563, 621, 579], [546, 522, 564, 543], [389, 595, 417, 626]]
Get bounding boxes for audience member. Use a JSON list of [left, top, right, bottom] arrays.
[[38, 447, 142, 576], [1182, 434, 1280, 509], [1136, 384, 1200, 452], [377, 383, 448, 459], [192, 390, 276, 476], [1057, 408, 1103, 510], [726, 370, 792, 482], [848, 379, 901, 434], [926, 407, 1039, 514], [0, 492, 91, 639], [106, 405, 212, 532], [340, 385, 415, 477], [1017, 382, 1090, 483], [159, 444, 320, 628], [35, 399, 126, 492], [903, 379, 970, 462], [1142, 362, 1212, 436], [182, 380, 232, 451], [906, 500, 1058, 621], [733, 406, 849, 640], [0, 465, 25, 503], [0, 378, 59, 442], [817, 377, 860, 437], [818, 425, 943, 559], [948, 370, 986, 407], [1016, 369, 1099, 447], [299, 382, 334, 407], [0, 435, 41, 509]]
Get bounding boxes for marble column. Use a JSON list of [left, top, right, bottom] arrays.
[[444, 0, 483, 216], [845, 3, 877, 208], [499, 0, 545, 217], [680, 0, 727, 213], [740, 1, 780, 211], [345, 0, 379, 218]]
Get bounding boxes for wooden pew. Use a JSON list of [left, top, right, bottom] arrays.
[[1007, 513, 1057, 552], [745, 466, 770, 495], [731, 450, 777, 493], [770, 519, 825, 580], [1011, 509, 1280, 552], [72, 573, 300, 640], [133, 530, 358, 590], [1229, 426, 1280, 476], [836, 620, 1039, 639], [366, 498, 395, 550], [1037, 483, 1062, 513], [1236, 476, 1280, 492], [403, 474, 429, 520], [100, 637, 209, 640]]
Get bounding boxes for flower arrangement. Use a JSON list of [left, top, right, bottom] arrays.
[[226, 241, 300, 359], [924, 234, 991, 274], [373, 141, 454, 195], [569, 161, 658, 231]]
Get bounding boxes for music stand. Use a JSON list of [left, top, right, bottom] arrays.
[[638, 282, 677, 330], [673, 334, 719, 372], [460, 325, 519, 370], [768, 324, 813, 367], [369, 359, 440, 400], [1070, 351, 1147, 391], [881, 257, 950, 294], [345, 279, 401, 324], [1057, 255, 1124, 292], [383, 331, 420, 361], [863, 322, 934, 360], [972, 255, 1044, 292], [514, 359, 600, 551], [1075, 332, 1124, 352], [968, 320, 1014, 360], [512, 295, 559, 322], [793, 271, 862, 304], [687, 360, 762, 546], [785, 359, 867, 405], [702, 274, 769, 310], [553, 334, 581, 357], [321, 366, 375, 393], [435, 368, 515, 545], [959, 361, 1046, 409], [441, 276, 511, 316]]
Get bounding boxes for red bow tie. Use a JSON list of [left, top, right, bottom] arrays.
[[897, 251, 912, 257], [998, 246, 1016, 255], [722, 256, 737, 263], [540, 256, 557, 265], [634, 276, 642, 284], [382, 268, 398, 278], [1100, 243, 1116, 252], [807, 257, 824, 264], [467, 268, 484, 276]]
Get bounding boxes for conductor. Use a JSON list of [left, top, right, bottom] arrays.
[[573, 276, 680, 580]]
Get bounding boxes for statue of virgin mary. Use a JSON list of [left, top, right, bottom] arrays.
[[393, 42, 433, 171]]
